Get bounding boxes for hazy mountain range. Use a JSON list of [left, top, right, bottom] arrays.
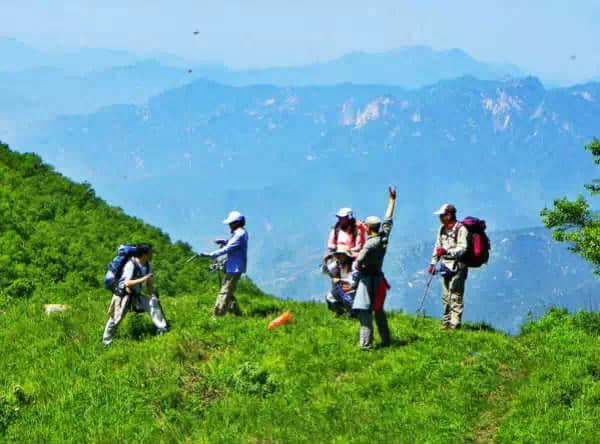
[[0, 37, 525, 144], [21, 76, 599, 228], [0, 37, 521, 83], [207, 46, 523, 88]]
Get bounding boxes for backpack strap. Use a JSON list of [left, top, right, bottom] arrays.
[[439, 222, 463, 242], [451, 222, 463, 241]]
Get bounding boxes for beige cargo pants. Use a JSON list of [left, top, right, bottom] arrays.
[[441, 268, 468, 328], [213, 273, 242, 317], [102, 293, 167, 345]]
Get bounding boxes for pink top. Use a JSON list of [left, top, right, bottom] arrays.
[[327, 222, 367, 253]]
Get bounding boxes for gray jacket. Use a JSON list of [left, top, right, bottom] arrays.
[[352, 218, 393, 310], [354, 218, 393, 276]]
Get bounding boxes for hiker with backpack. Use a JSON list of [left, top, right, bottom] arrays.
[[428, 204, 490, 330], [327, 208, 367, 257], [352, 186, 396, 350], [102, 244, 168, 346], [200, 211, 248, 317]]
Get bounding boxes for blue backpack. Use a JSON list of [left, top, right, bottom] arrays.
[[104, 245, 139, 295]]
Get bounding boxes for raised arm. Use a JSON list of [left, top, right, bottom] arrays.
[[384, 186, 396, 220]]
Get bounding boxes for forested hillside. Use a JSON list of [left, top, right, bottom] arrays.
[[1, 142, 599, 443]]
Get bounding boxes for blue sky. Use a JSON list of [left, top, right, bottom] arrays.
[[3, 0, 599, 83]]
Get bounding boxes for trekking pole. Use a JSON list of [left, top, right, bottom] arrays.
[[413, 261, 438, 327], [185, 254, 199, 264]]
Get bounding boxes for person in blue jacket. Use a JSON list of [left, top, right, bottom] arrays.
[[202, 211, 248, 317]]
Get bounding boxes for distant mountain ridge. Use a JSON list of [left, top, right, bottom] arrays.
[[0, 37, 523, 86], [0, 37, 529, 148], [217, 46, 523, 87], [0, 37, 155, 74]]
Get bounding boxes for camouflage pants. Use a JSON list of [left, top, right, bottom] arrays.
[[441, 268, 468, 328], [213, 273, 242, 317]]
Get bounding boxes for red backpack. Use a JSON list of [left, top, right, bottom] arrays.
[[458, 217, 490, 267]]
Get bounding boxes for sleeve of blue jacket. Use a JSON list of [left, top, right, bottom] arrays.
[[209, 231, 242, 258]]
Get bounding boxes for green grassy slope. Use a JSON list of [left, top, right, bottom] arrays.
[[0, 142, 599, 443]]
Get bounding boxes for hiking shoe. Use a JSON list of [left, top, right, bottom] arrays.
[[157, 327, 168, 335]]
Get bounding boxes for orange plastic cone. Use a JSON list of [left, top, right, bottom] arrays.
[[268, 311, 293, 329]]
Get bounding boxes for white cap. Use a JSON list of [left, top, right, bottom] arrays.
[[433, 203, 457, 215], [336, 207, 353, 218], [223, 210, 245, 224], [364, 216, 381, 227]]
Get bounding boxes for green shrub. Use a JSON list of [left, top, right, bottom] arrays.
[[227, 362, 278, 397], [5, 278, 35, 299]]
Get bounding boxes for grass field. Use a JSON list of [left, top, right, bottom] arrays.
[[1, 282, 599, 443]]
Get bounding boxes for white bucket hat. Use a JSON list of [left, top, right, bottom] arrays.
[[223, 210, 245, 224]]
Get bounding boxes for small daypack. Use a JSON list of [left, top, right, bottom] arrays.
[[103, 244, 139, 295], [458, 217, 491, 267]]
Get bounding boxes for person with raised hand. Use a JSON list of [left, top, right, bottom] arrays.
[[352, 186, 396, 350]]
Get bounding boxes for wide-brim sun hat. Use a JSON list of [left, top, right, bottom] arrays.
[[223, 210, 245, 224]]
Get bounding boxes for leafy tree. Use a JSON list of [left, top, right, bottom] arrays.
[[541, 139, 600, 273]]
